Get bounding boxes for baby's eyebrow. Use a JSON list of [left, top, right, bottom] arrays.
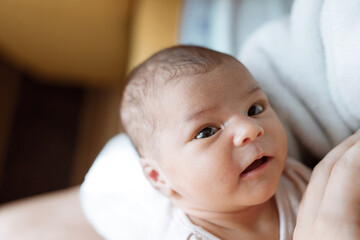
[[247, 85, 261, 94], [186, 106, 219, 122]]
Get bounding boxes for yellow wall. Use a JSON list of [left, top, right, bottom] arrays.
[[0, 0, 131, 87], [127, 0, 182, 71], [0, 0, 182, 87]]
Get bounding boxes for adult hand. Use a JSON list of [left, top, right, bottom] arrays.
[[293, 130, 360, 240]]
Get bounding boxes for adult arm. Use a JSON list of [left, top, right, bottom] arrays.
[[294, 130, 360, 240], [0, 186, 103, 240]]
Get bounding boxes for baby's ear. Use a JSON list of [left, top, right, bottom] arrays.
[[140, 157, 175, 197]]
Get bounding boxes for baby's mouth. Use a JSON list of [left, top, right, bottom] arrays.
[[241, 156, 269, 175]]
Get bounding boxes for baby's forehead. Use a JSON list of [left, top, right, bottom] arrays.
[[140, 55, 253, 114], [153, 61, 254, 107]]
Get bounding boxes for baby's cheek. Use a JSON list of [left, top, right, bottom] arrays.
[[275, 128, 288, 170], [212, 165, 240, 192], [272, 119, 288, 148]]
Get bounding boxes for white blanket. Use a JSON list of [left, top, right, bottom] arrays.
[[240, 0, 360, 164]]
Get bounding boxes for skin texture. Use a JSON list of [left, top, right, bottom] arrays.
[[141, 60, 288, 239]]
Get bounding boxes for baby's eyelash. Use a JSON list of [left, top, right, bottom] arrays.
[[248, 102, 266, 116], [195, 126, 220, 139]]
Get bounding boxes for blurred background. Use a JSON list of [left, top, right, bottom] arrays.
[[0, 0, 181, 204]]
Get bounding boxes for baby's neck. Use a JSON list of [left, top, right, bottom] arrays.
[[186, 197, 279, 240]]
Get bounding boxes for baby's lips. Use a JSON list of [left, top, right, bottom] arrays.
[[241, 156, 269, 174]]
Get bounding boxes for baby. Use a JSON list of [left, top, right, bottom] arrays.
[[120, 45, 311, 240]]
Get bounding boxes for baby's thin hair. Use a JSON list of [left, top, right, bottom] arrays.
[[120, 45, 236, 157]]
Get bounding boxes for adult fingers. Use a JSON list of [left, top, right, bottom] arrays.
[[296, 130, 360, 232], [315, 141, 360, 239]]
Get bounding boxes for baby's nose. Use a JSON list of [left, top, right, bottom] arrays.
[[233, 118, 264, 147]]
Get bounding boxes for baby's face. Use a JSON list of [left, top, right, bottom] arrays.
[[155, 60, 288, 213]]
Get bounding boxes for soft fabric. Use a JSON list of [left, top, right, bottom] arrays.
[[239, 0, 360, 165], [80, 135, 310, 240], [163, 158, 311, 240], [80, 134, 172, 240], [180, 0, 293, 56]]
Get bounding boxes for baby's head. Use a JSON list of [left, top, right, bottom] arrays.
[[120, 46, 288, 215]]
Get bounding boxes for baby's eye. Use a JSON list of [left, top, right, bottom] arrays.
[[248, 103, 264, 116], [195, 126, 220, 139]]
